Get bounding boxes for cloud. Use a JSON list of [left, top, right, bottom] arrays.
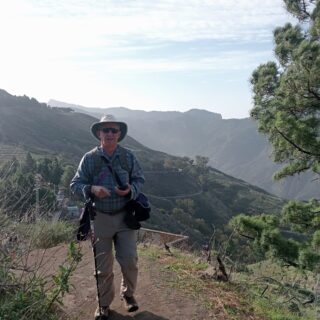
[[0, 0, 286, 73], [79, 48, 273, 74], [1, 0, 290, 45]]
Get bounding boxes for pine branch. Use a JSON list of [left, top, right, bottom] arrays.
[[238, 233, 255, 240], [206, 224, 216, 262], [307, 84, 320, 101], [260, 285, 269, 297], [216, 255, 229, 281], [275, 126, 320, 157], [282, 259, 300, 268], [302, 296, 315, 305]]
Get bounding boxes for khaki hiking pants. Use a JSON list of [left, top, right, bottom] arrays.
[[93, 210, 138, 307]]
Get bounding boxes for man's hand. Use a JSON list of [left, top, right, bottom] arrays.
[[115, 184, 131, 197], [91, 185, 111, 198]]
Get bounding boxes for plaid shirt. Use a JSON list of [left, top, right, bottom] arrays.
[[70, 145, 145, 213]]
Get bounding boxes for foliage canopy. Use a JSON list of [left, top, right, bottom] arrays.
[[250, 0, 320, 180]]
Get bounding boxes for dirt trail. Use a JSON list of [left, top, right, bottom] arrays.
[[28, 242, 211, 320]]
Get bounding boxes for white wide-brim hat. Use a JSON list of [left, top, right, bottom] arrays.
[[90, 114, 128, 141]]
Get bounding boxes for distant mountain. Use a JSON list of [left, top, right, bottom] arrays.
[[49, 99, 318, 200], [0, 89, 285, 243]]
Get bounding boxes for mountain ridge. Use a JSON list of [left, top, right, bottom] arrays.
[[48, 99, 318, 200]]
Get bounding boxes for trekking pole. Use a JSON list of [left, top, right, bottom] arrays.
[[86, 197, 103, 317]]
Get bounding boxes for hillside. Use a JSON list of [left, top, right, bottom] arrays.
[[0, 89, 284, 243], [49, 100, 318, 200]]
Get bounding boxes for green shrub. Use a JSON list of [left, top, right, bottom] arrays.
[[0, 242, 82, 320], [0, 279, 56, 320], [18, 220, 76, 249], [32, 220, 76, 249]]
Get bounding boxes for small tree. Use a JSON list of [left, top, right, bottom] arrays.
[[49, 157, 63, 186], [60, 165, 76, 190], [175, 198, 196, 215], [37, 157, 63, 186], [0, 156, 63, 218], [195, 156, 209, 173], [21, 152, 36, 174]]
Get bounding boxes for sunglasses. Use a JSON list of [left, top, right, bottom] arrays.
[[101, 127, 120, 134]]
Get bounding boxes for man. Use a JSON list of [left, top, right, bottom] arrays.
[[70, 114, 145, 320]]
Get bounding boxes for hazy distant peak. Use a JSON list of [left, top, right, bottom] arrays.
[[48, 98, 224, 118], [49, 99, 83, 109], [185, 108, 222, 120], [0, 89, 11, 97]]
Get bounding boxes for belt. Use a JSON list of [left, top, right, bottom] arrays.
[[98, 207, 125, 215]]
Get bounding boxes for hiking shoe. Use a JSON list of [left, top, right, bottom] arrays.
[[94, 306, 109, 320], [121, 295, 139, 312]]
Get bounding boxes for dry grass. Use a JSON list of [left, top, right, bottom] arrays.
[[140, 244, 267, 320]]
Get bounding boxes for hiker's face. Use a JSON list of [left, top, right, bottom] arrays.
[[98, 123, 121, 150]]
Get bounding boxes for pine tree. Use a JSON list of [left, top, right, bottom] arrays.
[[231, 0, 320, 271], [250, 0, 320, 180]]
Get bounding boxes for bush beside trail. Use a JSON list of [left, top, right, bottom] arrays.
[[0, 216, 81, 320]]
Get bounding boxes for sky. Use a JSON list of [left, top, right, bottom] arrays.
[[0, 0, 292, 119]]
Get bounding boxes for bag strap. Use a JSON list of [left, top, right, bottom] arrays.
[[104, 161, 123, 187], [89, 147, 104, 183], [90, 146, 132, 185], [118, 146, 132, 175]]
